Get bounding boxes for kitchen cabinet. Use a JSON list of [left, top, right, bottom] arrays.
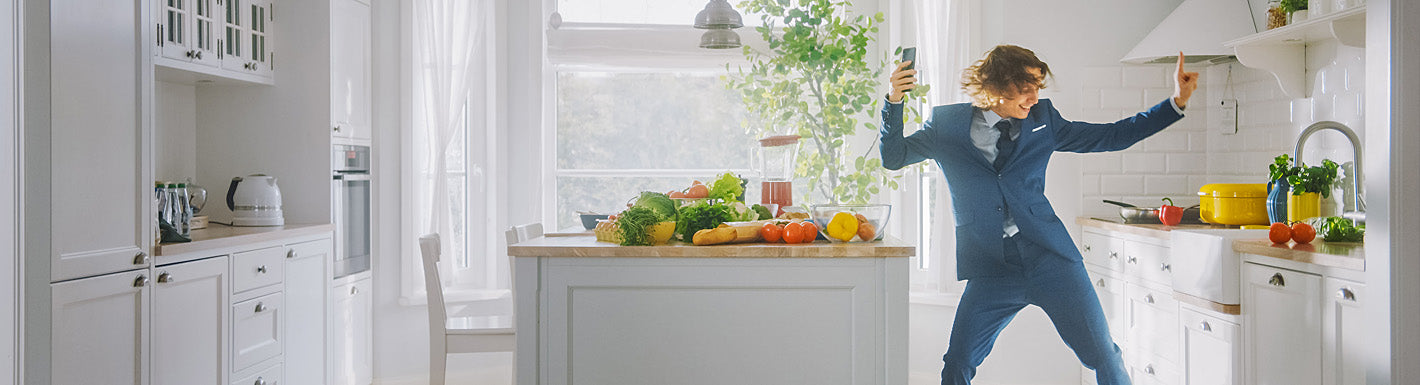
[[233, 292, 283, 371], [157, 0, 221, 67], [283, 239, 330, 385], [330, 0, 371, 142], [1242, 262, 1322, 385], [330, 275, 372, 385], [1180, 307, 1240, 385], [1078, 226, 1178, 384], [50, 270, 150, 385], [153, 256, 231, 385], [49, 0, 152, 283], [219, 0, 274, 79], [1125, 282, 1180, 379], [1322, 277, 1365, 385], [1086, 266, 1127, 344]]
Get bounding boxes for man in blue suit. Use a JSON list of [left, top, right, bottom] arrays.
[[879, 45, 1198, 385]]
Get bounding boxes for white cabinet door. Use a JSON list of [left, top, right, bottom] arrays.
[[1180, 308, 1239, 385], [1243, 263, 1321, 385], [51, 0, 150, 282], [153, 256, 230, 385], [284, 239, 330, 385], [219, 0, 270, 78], [1086, 266, 1127, 345], [1322, 277, 1365, 385], [330, 0, 371, 141], [330, 277, 372, 385], [232, 292, 283, 371], [51, 270, 150, 385], [1126, 283, 1180, 365], [157, 0, 220, 66]]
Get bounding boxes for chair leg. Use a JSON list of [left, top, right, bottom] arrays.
[[430, 351, 447, 385]]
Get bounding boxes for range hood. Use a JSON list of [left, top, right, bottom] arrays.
[[1121, 0, 1259, 64]]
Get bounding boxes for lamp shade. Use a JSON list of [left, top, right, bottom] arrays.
[[699, 29, 741, 49], [694, 0, 743, 29]]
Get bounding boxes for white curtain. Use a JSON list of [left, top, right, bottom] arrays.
[[415, 0, 488, 286], [913, 0, 978, 106]]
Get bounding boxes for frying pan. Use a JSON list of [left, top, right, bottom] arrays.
[[1102, 200, 1204, 224]]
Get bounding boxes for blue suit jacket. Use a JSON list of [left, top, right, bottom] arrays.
[[880, 98, 1183, 280]]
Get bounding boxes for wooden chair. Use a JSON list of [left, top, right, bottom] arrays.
[[419, 231, 521, 385]]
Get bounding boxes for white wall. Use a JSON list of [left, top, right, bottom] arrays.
[[1, 0, 18, 382], [155, 82, 197, 183]]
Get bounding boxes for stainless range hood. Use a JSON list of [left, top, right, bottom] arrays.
[[1121, 0, 1259, 64]]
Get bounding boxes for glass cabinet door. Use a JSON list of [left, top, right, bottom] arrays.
[[247, 0, 273, 77], [219, 0, 247, 71], [159, 0, 190, 60], [189, 0, 220, 66]]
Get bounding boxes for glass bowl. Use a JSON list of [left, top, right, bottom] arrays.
[[810, 204, 891, 242]]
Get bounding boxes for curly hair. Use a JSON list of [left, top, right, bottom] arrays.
[[960, 45, 1052, 108]]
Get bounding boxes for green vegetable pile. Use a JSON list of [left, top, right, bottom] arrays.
[[632, 191, 678, 222], [616, 206, 661, 246], [675, 203, 735, 242], [707, 173, 747, 202], [1314, 216, 1365, 242]]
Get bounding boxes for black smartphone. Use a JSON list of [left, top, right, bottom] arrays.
[[902, 47, 917, 73]]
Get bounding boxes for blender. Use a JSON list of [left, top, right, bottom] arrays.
[[755, 135, 799, 216]]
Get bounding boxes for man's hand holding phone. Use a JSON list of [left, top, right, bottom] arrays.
[[888, 47, 917, 103]]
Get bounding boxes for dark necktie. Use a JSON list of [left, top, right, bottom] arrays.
[[994, 119, 1015, 171]]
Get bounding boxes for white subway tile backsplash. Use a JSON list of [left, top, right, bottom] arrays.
[[1145, 175, 1190, 196], [1167, 153, 1207, 174], [1082, 67, 1123, 88], [1291, 99, 1314, 125], [1143, 88, 1175, 107], [1188, 176, 1211, 192], [1241, 130, 1271, 151], [1334, 92, 1362, 123], [1100, 88, 1143, 109], [1081, 175, 1101, 196], [1189, 133, 1208, 152], [1123, 67, 1167, 88], [1082, 153, 1123, 174], [1144, 131, 1190, 152], [1100, 175, 1145, 195], [1122, 153, 1167, 173], [1208, 153, 1241, 174]]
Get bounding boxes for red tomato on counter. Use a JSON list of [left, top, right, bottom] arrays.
[[800, 222, 819, 243], [761, 223, 783, 243], [1268, 222, 1292, 244], [782, 222, 805, 244]]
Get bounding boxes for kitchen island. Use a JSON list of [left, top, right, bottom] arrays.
[[507, 234, 914, 385]]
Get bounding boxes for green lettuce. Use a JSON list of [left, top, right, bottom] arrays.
[[707, 172, 746, 203]]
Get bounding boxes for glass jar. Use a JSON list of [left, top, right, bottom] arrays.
[[1267, 0, 1288, 30]]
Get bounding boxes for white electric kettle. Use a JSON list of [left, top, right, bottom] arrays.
[[226, 174, 285, 226]]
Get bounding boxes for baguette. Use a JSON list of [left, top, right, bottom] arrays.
[[692, 227, 738, 246]]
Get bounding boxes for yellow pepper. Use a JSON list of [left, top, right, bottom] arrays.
[[825, 212, 860, 242]]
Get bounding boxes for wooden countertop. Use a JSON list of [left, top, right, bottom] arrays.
[[154, 223, 334, 256], [1233, 239, 1365, 271], [508, 235, 915, 258], [1076, 217, 1233, 241]]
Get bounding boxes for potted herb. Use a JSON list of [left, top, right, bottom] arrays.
[[1280, 0, 1309, 23], [725, 0, 928, 205], [1266, 154, 1302, 223], [1286, 159, 1338, 222]]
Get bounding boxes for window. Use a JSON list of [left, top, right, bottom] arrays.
[[404, 0, 500, 302], [547, 0, 760, 229]]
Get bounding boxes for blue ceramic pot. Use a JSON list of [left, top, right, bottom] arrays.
[[1266, 179, 1290, 223]]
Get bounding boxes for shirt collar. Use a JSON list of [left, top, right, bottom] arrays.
[[980, 108, 1011, 129]]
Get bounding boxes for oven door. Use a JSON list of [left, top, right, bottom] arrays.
[[333, 172, 371, 279]]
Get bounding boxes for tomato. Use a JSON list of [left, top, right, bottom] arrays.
[[1291, 222, 1316, 244], [1268, 222, 1292, 244], [668, 190, 687, 199], [800, 221, 819, 243], [782, 222, 805, 244], [761, 223, 783, 243], [685, 184, 709, 199]]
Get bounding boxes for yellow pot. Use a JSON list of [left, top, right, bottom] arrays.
[[1288, 192, 1321, 222], [1197, 183, 1270, 225]]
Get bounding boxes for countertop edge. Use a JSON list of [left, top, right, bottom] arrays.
[[508, 235, 916, 258], [1232, 239, 1366, 271], [154, 223, 335, 256]]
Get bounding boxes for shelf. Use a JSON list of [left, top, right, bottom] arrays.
[[1224, 5, 1366, 98]]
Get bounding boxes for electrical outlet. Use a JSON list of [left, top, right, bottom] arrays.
[[1216, 99, 1238, 135]]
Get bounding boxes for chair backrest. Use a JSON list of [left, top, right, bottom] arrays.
[[509, 223, 544, 244], [418, 234, 447, 333]]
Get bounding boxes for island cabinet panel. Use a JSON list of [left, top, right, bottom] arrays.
[[511, 236, 912, 385]]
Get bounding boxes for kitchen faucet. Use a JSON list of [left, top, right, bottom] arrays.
[[1293, 121, 1366, 224]]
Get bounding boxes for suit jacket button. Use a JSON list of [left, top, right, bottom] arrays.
[[996, 206, 1003, 212]]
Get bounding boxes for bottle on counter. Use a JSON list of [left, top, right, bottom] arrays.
[[175, 183, 191, 237], [154, 181, 166, 244]]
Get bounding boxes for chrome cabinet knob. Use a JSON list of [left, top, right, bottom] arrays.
[[133, 275, 149, 287], [1200, 321, 1212, 332], [254, 302, 266, 313], [1144, 294, 1155, 304], [1108, 251, 1118, 260], [1269, 273, 1286, 287], [254, 377, 265, 385], [1144, 365, 1156, 375], [1096, 279, 1105, 287], [1338, 287, 1357, 301], [286, 250, 297, 259], [256, 265, 267, 274], [1127, 256, 1138, 264], [157, 273, 174, 283], [134, 252, 149, 265], [1160, 263, 1171, 272], [351, 286, 359, 295], [1083, 244, 1092, 252]]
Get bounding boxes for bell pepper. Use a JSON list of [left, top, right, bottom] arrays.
[[1159, 197, 1184, 226]]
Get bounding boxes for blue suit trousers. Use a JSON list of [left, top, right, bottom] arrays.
[[941, 235, 1130, 385]]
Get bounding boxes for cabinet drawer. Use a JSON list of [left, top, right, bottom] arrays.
[[1127, 283, 1180, 365], [1124, 241, 1171, 286], [232, 361, 281, 385], [1081, 231, 1124, 272], [233, 246, 284, 293], [1180, 308, 1239, 385], [233, 292, 283, 371], [1132, 353, 1181, 385]]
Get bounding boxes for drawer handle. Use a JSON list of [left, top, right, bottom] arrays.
[[254, 302, 267, 313], [1160, 263, 1171, 272], [157, 273, 174, 283], [256, 265, 267, 274], [1127, 256, 1138, 264], [286, 250, 297, 259], [1338, 287, 1356, 301], [254, 377, 265, 385], [1200, 321, 1212, 332], [1108, 251, 1118, 260], [1145, 294, 1155, 304], [1096, 279, 1106, 287], [1145, 364, 1156, 375], [1083, 244, 1092, 252], [133, 275, 149, 287], [351, 286, 359, 295], [133, 252, 149, 265], [1269, 273, 1286, 287]]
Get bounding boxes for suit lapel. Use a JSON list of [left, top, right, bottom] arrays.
[[999, 109, 1045, 172], [955, 107, 994, 171]]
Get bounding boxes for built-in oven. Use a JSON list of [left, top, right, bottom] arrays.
[[332, 144, 371, 279]]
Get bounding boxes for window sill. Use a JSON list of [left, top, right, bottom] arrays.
[[398, 289, 511, 307]]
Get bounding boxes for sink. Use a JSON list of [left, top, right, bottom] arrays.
[[1170, 229, 1269, 305]]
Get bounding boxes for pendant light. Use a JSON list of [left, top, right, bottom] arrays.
[[694, 0, 743, 49]]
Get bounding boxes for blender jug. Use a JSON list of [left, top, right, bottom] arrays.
[[756, 135, 799, 216]]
